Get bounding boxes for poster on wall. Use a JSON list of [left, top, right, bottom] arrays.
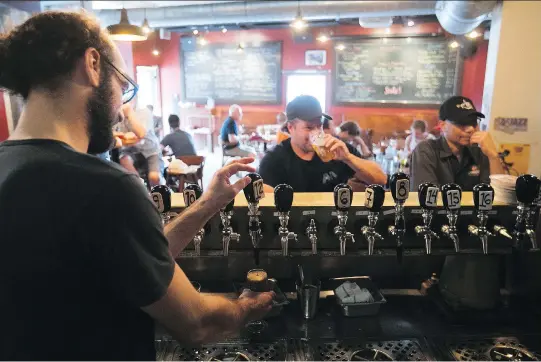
[[494, 117, 528, 134], [305, 50, 327, 66]]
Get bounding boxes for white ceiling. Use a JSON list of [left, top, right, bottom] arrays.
[[40, 1, 239, 11]]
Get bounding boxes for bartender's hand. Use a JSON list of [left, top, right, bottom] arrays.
[[323, 134, 351, 161], [201, 157, 256, 210], [470, 131, 498, 159], [239, 289, 275, 322]]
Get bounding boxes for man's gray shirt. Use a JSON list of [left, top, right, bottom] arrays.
[[161, 130, 196, 157], [410, 136, 490, 191]]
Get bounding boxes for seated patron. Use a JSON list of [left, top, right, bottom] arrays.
[[160, 114, 196, 157], [219, 104, 256, 158], [404, 119, 436, 155], [275, 112, 290, 144], [337, 121, 373, 158], [258, 95, 387, 192], [410, 96, 504, 191], [322, 116, 336, 136]]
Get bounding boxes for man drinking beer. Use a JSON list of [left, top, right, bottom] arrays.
[[258, 95, 386, 192]]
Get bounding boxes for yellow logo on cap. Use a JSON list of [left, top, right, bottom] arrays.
[[456, 100, 474, 110]]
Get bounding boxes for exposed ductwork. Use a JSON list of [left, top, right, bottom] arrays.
[[96, 1, 437, 28], [94, 0, 495, 34], [435, 0, 497, 35]]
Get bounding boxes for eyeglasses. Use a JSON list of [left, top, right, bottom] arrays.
[[102, 56, 139, 104]]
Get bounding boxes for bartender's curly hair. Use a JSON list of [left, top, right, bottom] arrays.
[[0, 10, 114, 100]]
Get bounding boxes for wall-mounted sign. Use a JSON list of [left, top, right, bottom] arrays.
[[494, 117, 528, 134]]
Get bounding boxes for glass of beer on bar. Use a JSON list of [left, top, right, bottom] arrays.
[[310, 131, 334, 162]]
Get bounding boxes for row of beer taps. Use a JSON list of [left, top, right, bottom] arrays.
[[150, 172, 541, 257]]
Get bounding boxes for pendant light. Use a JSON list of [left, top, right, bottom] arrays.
[[141, 9, 152, 35], [107, 8, 147, 41], [290, 1, 307, 31]]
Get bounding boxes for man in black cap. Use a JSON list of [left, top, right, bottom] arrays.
[[410, 96, 505, 191], [258, 95, 386, 192]]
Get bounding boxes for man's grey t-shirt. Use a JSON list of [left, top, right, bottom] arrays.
[[161, 129, 197, 157], [410, 136, 490, 191]]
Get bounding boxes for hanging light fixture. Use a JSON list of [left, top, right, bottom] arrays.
[[107, 8, 147, 41], [290, 1, 307, 31], [141, 9, 151, 35], [236, 43, 244, 53]]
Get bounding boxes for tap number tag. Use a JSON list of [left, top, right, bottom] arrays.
[[337, 187, 351, 209], [183, 189, 197, 207], [151, 192, 165, 213], [395, 179, 410, 200], [446, 190, 461, 210], [479, 190, 493, 211], [252, 179, 265, 202], [425, 186, 438, 207], [365, 187, 374, 208]]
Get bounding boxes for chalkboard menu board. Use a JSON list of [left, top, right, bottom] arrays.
[[333, 37, 461, 106], [181, 41, 282, 104]]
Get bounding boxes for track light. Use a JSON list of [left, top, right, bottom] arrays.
[[449, 40, 460, 49], [317, 34, 329, 42], [193, 29, 199, 35], [237, 43, 244, 53], [336, 43, 345, 51], [222, 27, 227, 33], [198, 37, 208, 46], [152, 49, 160, 56], [407, 19, 415, 27]]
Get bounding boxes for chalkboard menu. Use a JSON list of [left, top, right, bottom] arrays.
[[181, 41, 282, 104], [333, 37, 461, 105]]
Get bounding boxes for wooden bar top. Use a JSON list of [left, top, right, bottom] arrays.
[[171, 191, 508, 208]]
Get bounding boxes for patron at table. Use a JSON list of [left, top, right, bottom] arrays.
[[219, 104, 256, 158]]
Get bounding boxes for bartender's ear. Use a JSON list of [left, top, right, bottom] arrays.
[[437, 120, 447, 131], [286, 120, 294, 132]]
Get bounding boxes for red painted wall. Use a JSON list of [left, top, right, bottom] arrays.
[[131, 23, 488, 137], [0, 92, 9, 141]]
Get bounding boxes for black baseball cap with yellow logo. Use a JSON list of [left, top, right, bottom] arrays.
[[439, 96, 485, 126], [286, 95, 332, 124]]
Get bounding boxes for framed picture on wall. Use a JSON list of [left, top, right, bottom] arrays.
[[305, 50, 327, 66]]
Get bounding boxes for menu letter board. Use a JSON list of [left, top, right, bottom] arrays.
[[182, 40, 282, 104], [333, 37, 461, 106]]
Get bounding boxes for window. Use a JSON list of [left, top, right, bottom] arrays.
[[286, 73, 327, 112], [136, 65, 160, 114]]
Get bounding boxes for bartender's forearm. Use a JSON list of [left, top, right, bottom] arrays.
[[164, 195, 218, 256], [488, 155, 506, 175], [344, 153, 387, 185]]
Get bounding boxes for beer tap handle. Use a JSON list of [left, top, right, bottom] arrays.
[[274, 184, 294, 213], [418, 182, 439, 211], [441, 183, 462, 212], [243, 172, 265, 205], [364, 184, 385, 213], [151, 185, 172, 213], [516, 174, 540, 205], [389, 172, 410, 204], [183, 183, 203, 207], [333, 183, 353, 212], [473, 183, 494, 212]]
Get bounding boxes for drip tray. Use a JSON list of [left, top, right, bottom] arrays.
[[445, 336, 541, 361], [314, 339, 432, 361], [155, 340, 287, 361]]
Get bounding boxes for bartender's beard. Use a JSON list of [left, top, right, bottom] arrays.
[[86, 68, 118, 155]]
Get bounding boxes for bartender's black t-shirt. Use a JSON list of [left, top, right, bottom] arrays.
[[0, 139, 175, 360], [258, 138, 361, 192]]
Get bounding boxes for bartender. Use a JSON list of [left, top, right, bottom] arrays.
[[258, 95, 386, 192], [410, 96, 505, 191], [0, 11, 273, 360], [410, 96, 505, 310]]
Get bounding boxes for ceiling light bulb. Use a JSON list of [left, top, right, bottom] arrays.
[[449, 40, 460, 49], [291, 15, 307, 30], [198, 37, 208, 46], [466, 30, 481, 39], [237, 44, 244, 53], [152, 49, 160, 56], [336, 43, 345, 51], [407, 20, 415, 27], [317, 34, 329, 42], [385, 28, 391, 34], [141, 18, 151, 34], [193, 29, 199, 35], [222, 27, 227, 33]]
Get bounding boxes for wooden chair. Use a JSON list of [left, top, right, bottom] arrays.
[[166, 155, 205, 193]]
